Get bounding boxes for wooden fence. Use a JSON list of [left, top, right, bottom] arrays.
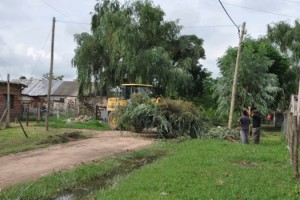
[[285, 94, 300, 178]]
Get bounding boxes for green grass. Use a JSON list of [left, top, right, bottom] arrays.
[[34, 115, 110, 130], [0, 143, 167, 200], [0, 114, 110, 156], [1, 126, 299, 200], [0, 124, 93, 156], [95, 137, 298, 200]]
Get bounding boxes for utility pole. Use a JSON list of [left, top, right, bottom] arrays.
[[228, 22, 246, 129], [46, 17, 55, 131], [297, 79, 300, 127], [6, 74, 10, 128]]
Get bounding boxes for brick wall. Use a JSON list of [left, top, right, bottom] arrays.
[[0, 85, 22, 122]]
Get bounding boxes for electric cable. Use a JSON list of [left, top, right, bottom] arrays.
[[29, 27, 52, 78], [56, 20, 90, 25], [40, 0, 90, 32], [283, 0, 300, 4], [218, 0, 240, 33], [220, 1, 296, 18], [184, 25, 236, 28]]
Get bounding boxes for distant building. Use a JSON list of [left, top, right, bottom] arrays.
[[13, 79, 79, 115], [0, 81, 26, 122], [12, 78, 104, 117]]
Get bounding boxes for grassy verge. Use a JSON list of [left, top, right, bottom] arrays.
[[0, 143, 167, 200], [1, 126, 299, 199], [0, 115, 109, 156], [94, 135, 298, 200], [0, 125, 92, 156], [33, 115, 110, 130]]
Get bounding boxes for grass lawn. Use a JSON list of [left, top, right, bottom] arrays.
[[0, 116, 109, 156], [1, 125, 299, 200], [95, 132, 298, 200]]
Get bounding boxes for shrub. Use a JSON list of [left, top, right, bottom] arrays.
[[118, 95, 205, 138], [202, 126, 239, 140], [118, 94, 158, 133]]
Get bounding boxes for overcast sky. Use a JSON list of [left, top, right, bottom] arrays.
[[0, 0, 299, 81]]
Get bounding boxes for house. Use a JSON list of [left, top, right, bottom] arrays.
[[13, 79, 79, 116], [51, 81, 79, 115], [0, 81, 26, 122], [14, 79, 62, 117]]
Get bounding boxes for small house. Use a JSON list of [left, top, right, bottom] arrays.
[[0, 81, 26, 122]]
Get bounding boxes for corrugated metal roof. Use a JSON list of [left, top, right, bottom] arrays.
[[10, 79, 79, 97], [0, 80, 26, 87], [15, 79, 63, 96], [52, 81, 78, 96]]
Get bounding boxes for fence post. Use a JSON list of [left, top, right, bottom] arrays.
[[292, 116, 299, 178]]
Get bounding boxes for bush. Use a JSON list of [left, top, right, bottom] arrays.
[[118, 95, 205, 138], [202, 126, 239, 140], [155, 99, 204, 138], [118, 94, 158, 133]]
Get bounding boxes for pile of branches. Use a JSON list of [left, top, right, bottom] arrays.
[[38, 131, 86, 144], [65, 115, 92, 123], [202, 126, 240, 141], [118, 94, 205, 138]]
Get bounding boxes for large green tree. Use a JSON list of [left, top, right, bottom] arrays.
[[213, 38, 285, 115], [72, 0, 206, 98], [267, 20, 299, 97]]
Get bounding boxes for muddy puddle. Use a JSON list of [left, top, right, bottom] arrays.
[[51, 151, 166, 200]]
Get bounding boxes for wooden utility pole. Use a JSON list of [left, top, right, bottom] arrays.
[[297, 79, 300, 126], [294, 78, 300, 178], [46, 17, 56, 131], [6, 74, 10, 128], [228, 22, 246, 129]]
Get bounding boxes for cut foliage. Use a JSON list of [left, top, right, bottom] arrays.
[[118, 94, 204, 138]]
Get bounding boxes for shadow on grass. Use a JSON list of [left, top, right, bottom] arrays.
[[262, 124, 281, 133]]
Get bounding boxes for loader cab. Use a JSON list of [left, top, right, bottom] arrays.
[[120, 84, 154, 100]]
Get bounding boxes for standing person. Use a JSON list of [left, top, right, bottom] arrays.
[[266, 113, 271, 125], [238, 110, 250, 144], [252, 110, 262, 144]]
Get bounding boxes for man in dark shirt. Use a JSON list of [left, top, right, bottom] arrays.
[[238, 110, 250, 144], [251, 110, 262, 144]]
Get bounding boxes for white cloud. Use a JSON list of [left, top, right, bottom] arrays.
[[26, 47, 49, 61], [14, 43, 26, 55], [0, 0, 299, 81]]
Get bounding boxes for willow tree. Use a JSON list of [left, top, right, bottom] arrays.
[[213, 38, 282, 115], [267, 20, 300, 96], [72, 0, 206, 98]]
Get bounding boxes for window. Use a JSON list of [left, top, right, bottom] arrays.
[[3, 94, 14, 109]]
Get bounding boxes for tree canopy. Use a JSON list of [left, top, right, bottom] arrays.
[[267, 20, 300, 67], [42, 73, 64, 81], [213, 38, 290, 115], [72, 0, 207, 99]]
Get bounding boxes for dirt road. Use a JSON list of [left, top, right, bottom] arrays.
[[0, 130, 155, 188]]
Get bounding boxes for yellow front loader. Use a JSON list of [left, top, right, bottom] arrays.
[[106, 83, 156, 130]]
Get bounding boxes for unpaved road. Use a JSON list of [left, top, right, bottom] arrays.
[[0, 130, 155, 188]]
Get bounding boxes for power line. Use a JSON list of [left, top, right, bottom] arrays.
[[56, 19, 236, 29], [30, 28, 52, 78], [40, 0, 90, 32], [183, 25, 236, 28], [0, 64, 9, 77], [56, 20, 90, 25], [0, 43, 11, 76], [218, 0, 240, 33], [283, 0, 300, 4], [221, 1, 296, 18]]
